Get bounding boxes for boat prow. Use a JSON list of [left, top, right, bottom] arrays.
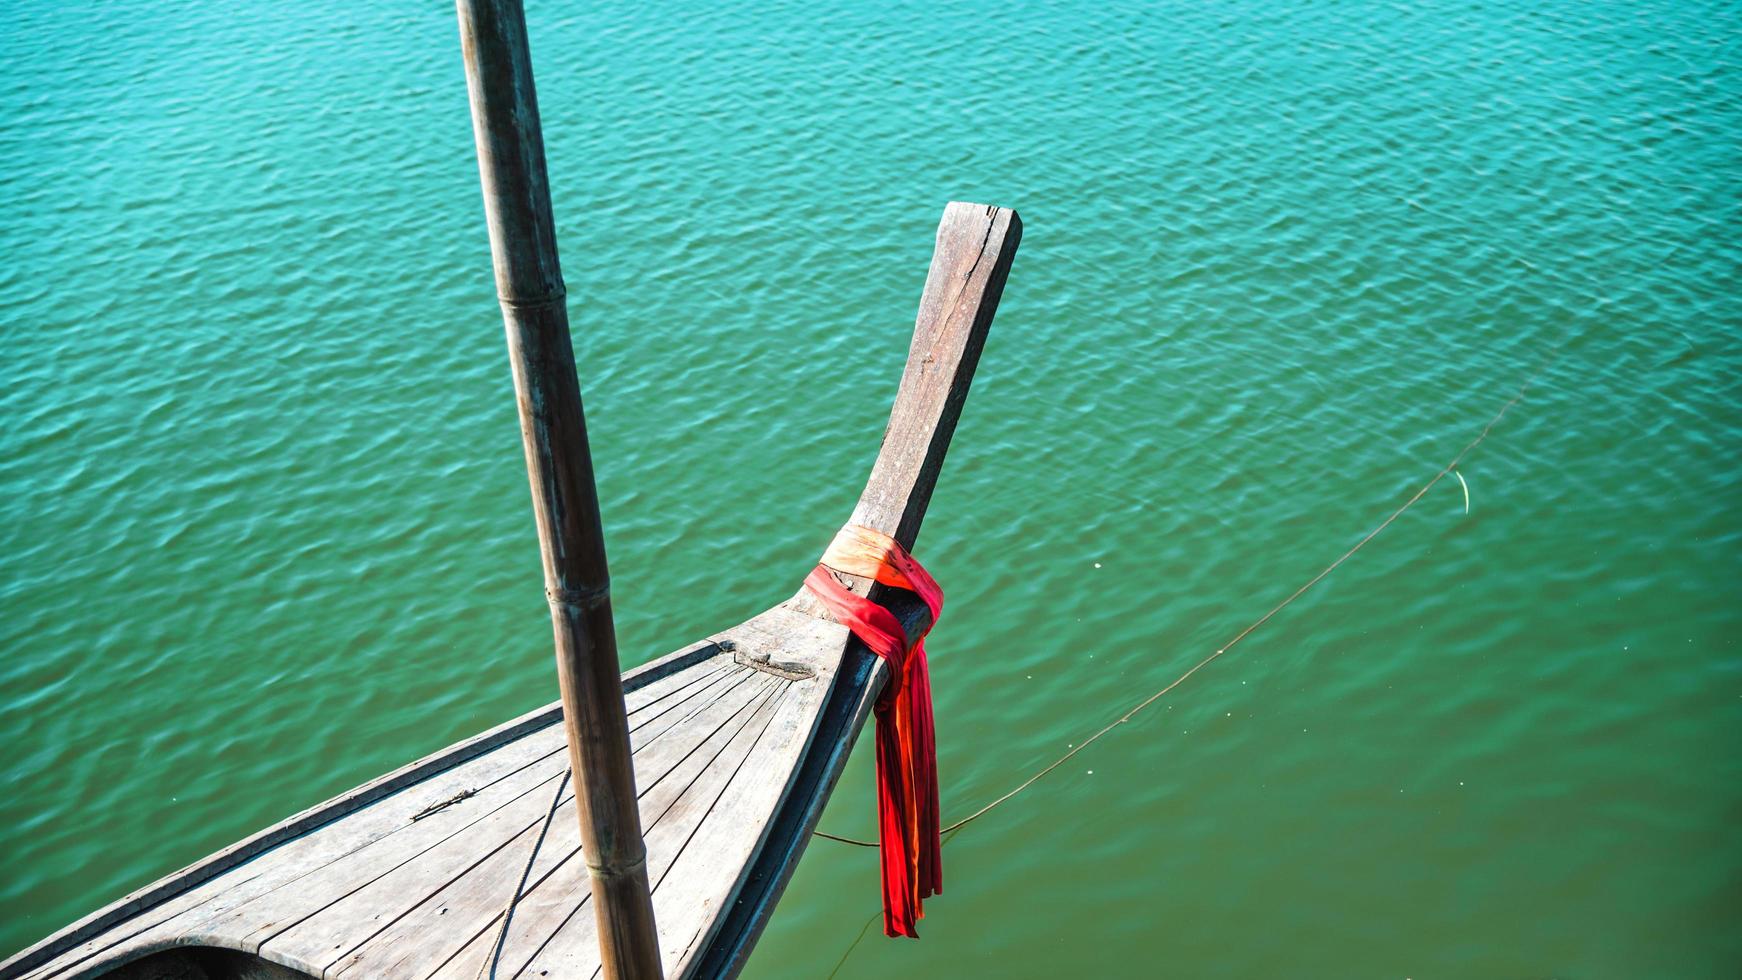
[[2, 202, 1021, 980]]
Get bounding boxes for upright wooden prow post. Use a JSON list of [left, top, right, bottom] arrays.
[[454, 2, 662, 977], [850, 202, 1022, 552], [793, 202, 1021, 644]]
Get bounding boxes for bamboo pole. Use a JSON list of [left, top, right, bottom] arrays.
[[454, 1, 663, 976]]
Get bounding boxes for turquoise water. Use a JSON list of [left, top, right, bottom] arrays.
[[3, 0, 1739, 975]]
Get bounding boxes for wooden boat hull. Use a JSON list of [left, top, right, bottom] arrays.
[[2, 201, 1020, 980], [5, 611, 871, 980]]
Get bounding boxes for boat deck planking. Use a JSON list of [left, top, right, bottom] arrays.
[[13, 608, 852, 980]]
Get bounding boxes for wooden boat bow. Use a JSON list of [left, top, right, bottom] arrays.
[[792, 202, 1021, 631], [0, 202, 1021, 980]]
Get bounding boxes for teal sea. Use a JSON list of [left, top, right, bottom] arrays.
[[3, 1, 1738, 975]]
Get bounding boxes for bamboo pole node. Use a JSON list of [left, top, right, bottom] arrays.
[[585, 854, 652, 879], [499, 289, 569, 310], [545, 583, 613, 608]]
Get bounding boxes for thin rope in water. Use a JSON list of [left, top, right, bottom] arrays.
[[476, 768, 571, 980], [813, 351, 1558, 849], [823, 908, 885, 980]]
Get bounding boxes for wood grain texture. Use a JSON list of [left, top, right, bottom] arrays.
[[725, 202, 1022, 975], [849, 202, 1022, 551], [787, 202, 1022, 635], [2, 651, 710, 980]]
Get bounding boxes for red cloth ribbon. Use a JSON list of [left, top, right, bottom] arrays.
[[803, 523, 944, 938]]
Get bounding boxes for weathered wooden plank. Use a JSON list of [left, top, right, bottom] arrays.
[[202, 761, 572, 957], [789, 201, 1019, 631], [356, 679, 790, 980], [323, 808, 561, 979], [510, 680, 800, 980], [622, 656, 732, 723], [652, 664, 836, 977], [57, 662, 719, 980], [12, 644, 720, 980], [849, 202, 1022, 550], [179, 659, 714, 958], [255, 673, 778, 973], [629, 680, 782, 810], [627, 663, 754, 748], [152, 661, 742, 967], [722, 605, 848, 672], [512, 682, 818, 980], [425, 678, 787, 980], [246, 774, 571, 971], [17, 720, 573, 980], [7, 696, 570, 980], [685, 648, 882, 979]]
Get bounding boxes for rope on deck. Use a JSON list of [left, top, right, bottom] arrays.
[[476, 768, 571, 980], [815, 348, 1560, 850]]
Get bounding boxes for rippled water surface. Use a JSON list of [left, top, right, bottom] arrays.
[[3, 1, 1738, 976]]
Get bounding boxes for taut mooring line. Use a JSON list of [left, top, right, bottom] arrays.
[[815, 349, 1560, 849]]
